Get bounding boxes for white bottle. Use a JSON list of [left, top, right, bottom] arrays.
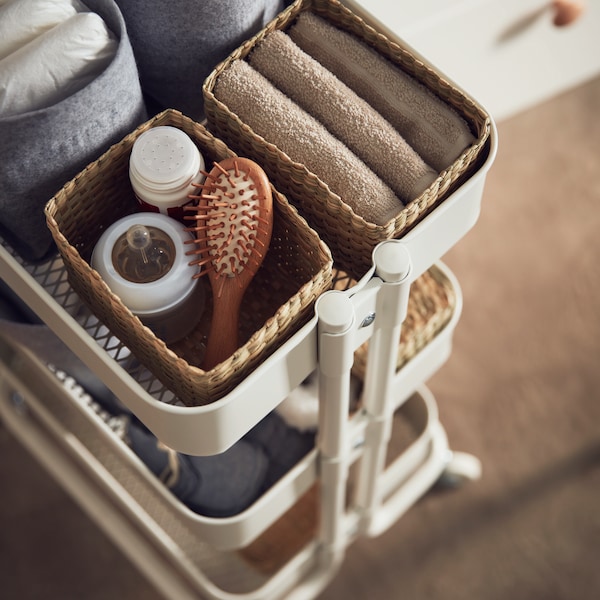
[[129, 126, 205, 222], [91, 213, 205, 344]]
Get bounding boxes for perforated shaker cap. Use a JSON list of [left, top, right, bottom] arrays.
[[130, 126, 201, 190]]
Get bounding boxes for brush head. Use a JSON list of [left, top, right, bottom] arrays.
[[184, 157, 273, 292], [184, 157, 273, 369]]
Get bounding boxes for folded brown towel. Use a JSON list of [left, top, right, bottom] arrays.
[[289, 12, 475, 173], [213, 59, 402, 225], [248, 30, 437, 202]]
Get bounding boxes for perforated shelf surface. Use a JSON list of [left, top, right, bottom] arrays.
[[1, 240, 182, 404]]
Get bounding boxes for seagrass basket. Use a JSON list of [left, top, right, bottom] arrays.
[[203, 0, 491, 279], [331, 264, 457, 380], [45, 109, 333, 407]]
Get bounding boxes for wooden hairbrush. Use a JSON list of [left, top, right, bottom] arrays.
[[185, 157, 273, 370]]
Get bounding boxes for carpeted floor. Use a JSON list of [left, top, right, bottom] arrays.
[[1, 77, 599, 599], [321, 74, 600, 600]]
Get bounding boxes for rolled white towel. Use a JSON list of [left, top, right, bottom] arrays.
[[0, 11, 117, 117], [276, 371, 320, 432], [276, 370, 363, 432], [0, 0, 87, 61]]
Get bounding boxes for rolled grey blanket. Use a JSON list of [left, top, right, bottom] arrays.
[[248, 30, 437, 202], [0, 0, 147, 262], [114, 0, 285, 120], [289, 12, 475, 173], [214, 59, 402, 225]]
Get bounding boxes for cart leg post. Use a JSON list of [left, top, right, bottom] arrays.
[[315, 290, 355, 568], [353, 241, 412, 536]]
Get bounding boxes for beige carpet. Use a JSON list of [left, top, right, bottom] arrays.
[[1, 77, 599, 599], [321, 75, 600, 600]]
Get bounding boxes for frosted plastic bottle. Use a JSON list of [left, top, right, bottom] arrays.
[[129, 126, 205, 222]]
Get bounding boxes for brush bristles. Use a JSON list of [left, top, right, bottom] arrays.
[[184, 158, 272, 284]]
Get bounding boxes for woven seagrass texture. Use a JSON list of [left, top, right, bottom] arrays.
[[203, 0, 491, 280], [330, 264, 456, 380], [45, 109, 333, 406]]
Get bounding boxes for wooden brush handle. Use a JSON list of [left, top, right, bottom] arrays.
[[202, 277, 244, 370]]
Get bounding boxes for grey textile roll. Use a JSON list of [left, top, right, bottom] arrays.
[[245, 411, 315, 489], [127, 422, 270, 518], [0, 0, 147, 262], [289, 12, 475, 173], [114, 0, 285, 120], [214, 60, 403, 225], [248, 30, 437, 202]]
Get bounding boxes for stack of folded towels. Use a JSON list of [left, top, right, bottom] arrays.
[[213, 12, 475, 226], [0, 0, 118, 117]]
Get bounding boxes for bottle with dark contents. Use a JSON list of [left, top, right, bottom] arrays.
[[92, 213, 205, 344]]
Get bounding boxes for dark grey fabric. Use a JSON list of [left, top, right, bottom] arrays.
[[0, 280, 312, 517], [113, 0, 285, 120], [0, 0, 147, 262], [127, 422, 270, 517], [246, 410, 315, 489]]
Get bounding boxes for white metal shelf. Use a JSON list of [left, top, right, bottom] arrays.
[[0, 117, 495, 596], [0, 332, 457, 599], [0, 114, 495, 458]]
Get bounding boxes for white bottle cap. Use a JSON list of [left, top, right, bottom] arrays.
[[130, 126, 200, 187], [129, 126, 205, 210]]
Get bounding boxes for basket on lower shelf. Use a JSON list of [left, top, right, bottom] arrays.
[[203, 0, 491, 279], [345, 264, 457, 379], [45, 109, 333, 407]]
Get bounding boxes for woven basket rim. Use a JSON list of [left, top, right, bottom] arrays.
[[202, 0, 492, 234], [45, 109, 333, 406]]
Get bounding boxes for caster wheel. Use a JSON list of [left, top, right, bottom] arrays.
[[437, 451, 482, 488]]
